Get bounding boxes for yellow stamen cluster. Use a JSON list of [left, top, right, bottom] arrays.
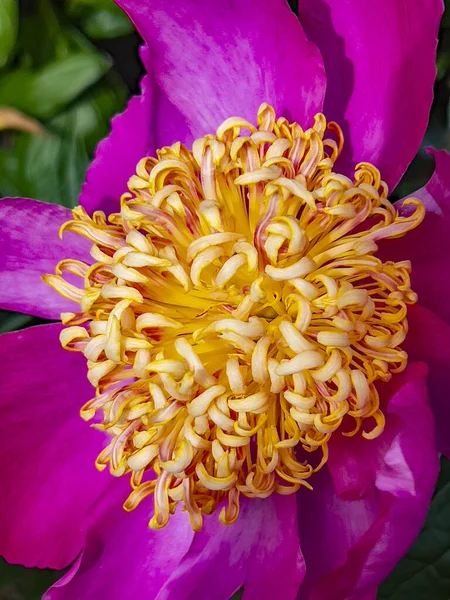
[[45, 103, 424, 531]]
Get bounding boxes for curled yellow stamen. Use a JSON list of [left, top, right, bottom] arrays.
[[45, 103, 424, 531]]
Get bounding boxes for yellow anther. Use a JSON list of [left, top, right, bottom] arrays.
[[60, 326, 89, 350], [265, 256, 316, 281], [127, 445, 159, 471], [136, 313, 182, 331], [276, 351, 325, 376], [188, 386, 227, 418], [279, 320, 314, 352]]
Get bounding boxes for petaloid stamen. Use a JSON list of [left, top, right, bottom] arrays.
[[45, 103, 424, 531]]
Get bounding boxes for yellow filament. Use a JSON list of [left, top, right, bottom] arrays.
[[45, 103, 424, 531]]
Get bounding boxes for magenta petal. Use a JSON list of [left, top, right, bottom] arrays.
[[297, 469, 380, 600], [0, 323, 110, 569], [405, 304, 450, 458], [80, 46, 193, 215], [298, 363, 438, 600], [159, 495, 304, 600], [115, 0, 326, 144], [80, 74, 155, 216], [419, 148, 450, 211], [44, 482, 195, 600], [0, 198, 91, 319], [81, 0, 326, 216], [298, 0, 442, 190], [384, 149, 450, 325]]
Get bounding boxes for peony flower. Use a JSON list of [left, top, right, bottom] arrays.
[[0, 1, 448, 599]]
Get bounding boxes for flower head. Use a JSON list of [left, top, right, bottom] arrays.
[[0, 1, 447, 599], [46, 104, 423, 531]]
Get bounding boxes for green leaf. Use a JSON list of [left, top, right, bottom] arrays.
[[378, 458, 450, 600], [0, 310, 35, 334], [0, 558, 61, 600], [81, 8, 133, 39], [442, 0, 450, 28], [391, 150, 434, 202], [66, 0, 133, 39], [0, 53, 111, 120], [436, 27, 450, 81], [49, 73, 127, 154], [0, 310, 49, 334], [67, 0, 127, 14], [230, 588, 244, 600], [19, 0, 109, 68], [6, 0, 114, 121], [19, 0, 71, 67], [0, 0, 18, 68], [0, 131, 90, 207]]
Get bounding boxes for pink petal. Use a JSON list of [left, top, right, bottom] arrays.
[[80, 47, 193, 215], [386, 149, 450, 326], [419, 148, 450, 212], [80, 73, 156, 216], [159, 495, 304, 600], [405, 304, 450, 458], [377, 150, 450, 456], [297, 363, 438, 599], [0, 198, 91, 319], [81, 0, 326, 215], [298, 0, 442, 191], [0, 323, 111, 569], [46, 462, 303, 599], [44, 480, 195, 600], [115, 0, 325, 143]]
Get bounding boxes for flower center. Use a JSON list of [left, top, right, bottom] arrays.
[[45, 104, 424, 531]]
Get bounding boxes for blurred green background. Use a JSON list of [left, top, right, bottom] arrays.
[[1, 0, 450, 598]]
